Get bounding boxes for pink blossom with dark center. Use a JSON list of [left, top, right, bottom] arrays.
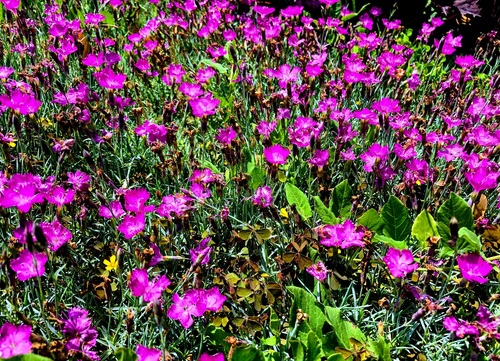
[[67, 171, 90, 192], [306, 261, 328, 282], [457, 253, 492, 284], [136, 344, 161, 361], [199, 353, 225, 361], [372, 98, 400, 114], [156, 194, 193, 219], [117, 212, 146, 239], [94, 68, 127, 89], [129, 268, 171, 302], [264, 144, 290, 165], [354, 108, 378, 125], [189, 94, 220, 117], [307, 149, 330, 168], [10, 249, 48, 281], [135, 121, 167, 144], [167, 289, 208, 329], [0, 322, 32, 358], [40, 219, 72, 251], [215, 127, 237, 145], [256, 120, 277, 140], [45, 186, 75, 207], [252, 186, 273, 208], [360, 143, 389, 172], [62, 307, 99, 361], [383, 248, 418, 278]]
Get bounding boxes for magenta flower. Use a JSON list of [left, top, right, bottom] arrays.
[[215, 127, 237, 145], [129, 268, 171, 303], [156, 194, 193, 220], [372, 98, 400, 114], [255, 121, 277, 140], [117, 213, 146, 239], [316, 220, 364, 249], [281, 5, 303, 17], [167, 289, 208, 329], [136, 344, 161, 361], [199, 353, 225, 361], [360, 143, 390, 172], [149, 243, 165, 267], [252, 186, 273, 208], [190, 237, 212, 266], [457, 253, 492, 284], [62, 307, 99, 361], [190, 94, 220, 118], [124, 188, 152, 213], [93, 67, 127, 89], [307, 149, 330, 168], [383, 248, 418, 278], [135, 120, 167, 144], [162, 64, 185, 85], [0, 184, 44, 212], [67, 170, 91, 192], [0, 0, 20, 12], [203, 286, 226, 312], [179, 82, 204, 98], [443, 316, 479, 338], [263, 144, 290, 165], [272, 64, 301, 89], [0, 322, 32, 358], [3, 90, 42, 115], [85, 13, 106, 25], [82, 52, 105, 67], [0, 66, 14, 79], [10, 249, 48, 281], [464, 167, 500, 193], [306, 261, 328, 282], [40, 219, 72, 251], [99, 200, 126, 219], [45, 186, 75, 207]]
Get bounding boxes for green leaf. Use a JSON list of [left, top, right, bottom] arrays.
[[341, 3, 370, 21], [306, 331, 325, 361], [200, 59, 228, 74], [373, 234, 407, 249], [206, 325, 232, 354], [249, 167, 266, 190], [436, 193, 474, 241], [3, 356, 54, 361], [290, 340, 305, 361], [331, 180, 352, 218], [358, 209, 384, 233], [232, 346, 265, 361], [115, 347, 138, 361], [269, 307, 281, 336], [314, 196, 339, 225], [458, 227, 482, 253], [412, 210, 439, 246], [262, 336, 277, 346], [381, 196, 411, 241], [369, 336, 391, 361], [327, 354, 345, 361], [100, 10, 115, 26], [324, 307, 366, 349], [285, 183, 312, 220], [200, 160, 220, 174], [287, 286, 325, 336]]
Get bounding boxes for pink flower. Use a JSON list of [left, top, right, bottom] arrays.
[[10, 249, 48, 281], [0, 66, 14, 79], [190, 237, 212, 266], [156, 194, 192, 219], [360, 143, 390, 173], [189, 94, 220, 118], [281, 5, 303, 17], [457, 253, 492, 284], [117, 213, 146, 239], [67, 170, 91, 192], [99, 200, 126, 219], [124, 188, 152, 213], [306, 261, 328, 282], [129, 268, 171, 303], [372, 98, 400, 114], [263, 144, 290, 165], [443, 316, 479, 338], [464, 167, 500, 193], [315, 220, 364, 249], [307, 149, 330, 168], [62, 307, 99, 361], [203, 286, 226, 312], [3, 90, 42, 115], [199, 353, 225, 361], [135, 120, 167, 144], [85, 13, 106, 25], [0, 184, 44, 213], [93, 67, 127, 89], [0, 0, 20, 12], [383, 248, 418, 278], [0, 322, 32, 358], [252, 186, 273, 208], [40, 219, 72, 251], [136, 344, 161, 361], [167, 289, 207, 329], [215, 127, 237, 145], [45, 186, 75, 207], [255, 121, 277, 140]]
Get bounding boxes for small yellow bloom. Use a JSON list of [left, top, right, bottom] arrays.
[[103, 255, 118, 272]]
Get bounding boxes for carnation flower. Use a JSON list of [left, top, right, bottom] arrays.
[[263, 144, 290, 165], [0, 322, 32, 358], [167, 289, 208, 329], [457, 253, 492, 284], [306, 261, 328, 281], [252, 186, 273, 208], [129, 268, 171, 303], [10, 249, 48, 281], [189, 94, 220, 118], [383, 248, 418, 278], [136, 344, 161, 361], [93, 67, 127, 89], [62, 307, 99, 361]]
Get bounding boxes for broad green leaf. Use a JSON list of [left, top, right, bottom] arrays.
[[381, 196, 411, 241], [200, 160, 220, 174], [327, 354, 344, 361], [373, 234, 407, 250], [269, 307, 281, 336], [314, 196, 339, 225], [287, 286, 325, 336], [358, 209, 384, 233], [262, 336, 277, 346], [3, 355, 54, 361], [369, 336, 391, 361], [115, 347, 138, 361], [439, 237, 480, 258], [206, 325, 232, 354], [306, 331, 325, 361], [201, 59, 228, 74], [331, 180, 352, 218], [341, 3, 370, 21], [436, 193, 474, 241], [285, 183, 312, 220], [232, 346, 265, 361], [290, 340, 305, 361], [101, 10, 115, 26], [458, 227, 482, 253], [249, 167, 266, 190], [412, 210, 439, 246], [324, 307, 366, 349]]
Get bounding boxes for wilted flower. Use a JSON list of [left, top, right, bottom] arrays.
[[252, 186, 273, 208]]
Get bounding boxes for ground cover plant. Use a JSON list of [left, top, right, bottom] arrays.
[[0, 0, 500, 360]]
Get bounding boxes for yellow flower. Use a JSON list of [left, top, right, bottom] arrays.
[[103, 255, 118, 272]]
